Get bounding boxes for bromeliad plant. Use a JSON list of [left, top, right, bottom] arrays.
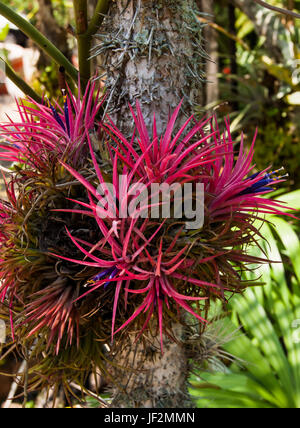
[[0, 84, 295, 397], [0, 82, 112, 393], [0, 79, 103, 169]]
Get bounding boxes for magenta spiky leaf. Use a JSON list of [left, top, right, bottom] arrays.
[[48, 102, 294, 352], [0, 79, 104, 169]]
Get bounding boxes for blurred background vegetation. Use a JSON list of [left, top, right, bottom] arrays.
[[190, 189, 300, 408], [0, 0, 299, 408], [200, 0, 300, 190]]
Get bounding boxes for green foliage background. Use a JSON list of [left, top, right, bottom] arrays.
[[190, 190, 300, 408], [190, 0, 300, 408], [211, 0, 300, 189]]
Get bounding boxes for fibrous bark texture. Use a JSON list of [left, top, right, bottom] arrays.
[[109, 321, 228, 408], [110, 325, 193, 408], [94, 0, 207, 135]]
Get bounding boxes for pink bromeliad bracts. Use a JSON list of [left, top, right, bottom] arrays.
[[0, 79, 103, 169], [50, 101, 291, 351], [0, 87, 294, 354]]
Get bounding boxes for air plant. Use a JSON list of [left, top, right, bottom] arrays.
[[0, 90, 295, 397], [51, 102, 294, 352], [0, 79, 103, 170]]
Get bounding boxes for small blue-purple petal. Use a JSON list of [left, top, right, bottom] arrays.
[[64, 98, 71, 137], [239, 169, 286, 196], [90, 267, 119, 290], [49, 103, 66, 132], [93, 267, 114, 282], [104, 267, 119, 289]]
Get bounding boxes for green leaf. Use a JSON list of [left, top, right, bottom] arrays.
[[232, 291, 295, 406], [275, 190, 300, 211], [271, 218, 300, 284], [0, 23, 9, 41], [223, 319, 289, 407], [191, 371, 274, 403], [191, 386, 275, 408], [272, 299, 300, 408]]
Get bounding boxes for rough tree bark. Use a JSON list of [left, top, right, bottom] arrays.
[[94, 0, 207, 408], [110, 325, 193, 408], [95, 0, 207, 136]]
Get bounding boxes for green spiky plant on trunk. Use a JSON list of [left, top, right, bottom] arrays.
[[0, 0, 297, 408]]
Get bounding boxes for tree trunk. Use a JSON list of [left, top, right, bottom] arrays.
[[95, 0, 206, 408], [200, 0, 219, 105], [96, 0, 206, 135], [110, 325, 193, 408]]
